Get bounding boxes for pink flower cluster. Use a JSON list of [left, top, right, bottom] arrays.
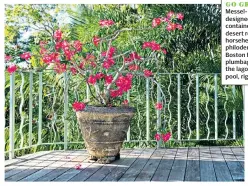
[[110, 73, 133, 98], [72, 101, 86, 111], [102, 46, 116, 69], [124, 52, 142, 63], [142, 41, 168, 55], [99, 20, 115, 27], [152, 11, 184, 32], [155, 102, 163, 110], [93, 36, 101, 46], [20, 52, 31, 60], [7, 64, 17, 74], [154, 132, 171, 142]]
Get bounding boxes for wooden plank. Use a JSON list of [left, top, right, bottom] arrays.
[[5, 153, 56, 180], [118, 148, 155, 181], [185, 147, 200, 181], [151, 148, 177, 181], [19, 151, 77, 181], [221, 147, 244, 181], [103, 149, 144, 181], [68, 162, 103, 181], [210, 147, 233, 181], [5, 154, 59, 181], [168, 147, 188, 181], [135, 148, 166, 181], [199, 147, 216, 181], [5, 151, 52, 167], [52, 153, 92, 181], [37, 152, 89, 181], [85, 149, 133, 181], [231, 147, 244, 168]]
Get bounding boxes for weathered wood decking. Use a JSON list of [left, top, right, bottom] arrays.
[[5, 146, 244, 182]]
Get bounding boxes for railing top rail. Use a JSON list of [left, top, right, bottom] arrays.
[[6, 69, 221, 75]]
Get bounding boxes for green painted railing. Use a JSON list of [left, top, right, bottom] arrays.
[[4, 71, 244, 159]]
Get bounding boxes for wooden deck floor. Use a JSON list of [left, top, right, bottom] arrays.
[[5, 146, 244, 182]]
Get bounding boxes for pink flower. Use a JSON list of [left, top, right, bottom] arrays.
[[70, 67, 77, 75], [54, 63, 66, 74], [130, 52, 141, 60], [166, 22, 177, 32], [99, 20, 115, 27], [143, 69, 153, 77], [104, 75, 113, 85], [142, 41, 160, 51], [79, 61, 85, 69], [162, 132, 171, 142], [152, 18, 162, 27], [87, 75, 97, 85], [102, 61, 111, 69], [72, 101, 86, 111], [74, 163, 82, 170], [115, 75, 132, 92], [122, 99, 129, 105], [20, 52, 31, 60], [55, 42, 62, 51], [150, 41, 161, 51], [154, 133, 161, 141], [95, 72, 105, 80], [7, 64, 17, 74], [5, 55, 12, 61], [142, 42, 152, 49], [73, 40, 83, 52], [110, 89, 123, 98], [176, 24, 183, 30], [155, 102, 163, 110], [93, 36, 101, 46], [90, 61, 97, 68], [54, 30, 62, 41], [162, 17, 170, 22], [161, 49, 167, 54], [177, 13, 184, 21], [129, 64, 140, 71], [167, 11, 175, 19]]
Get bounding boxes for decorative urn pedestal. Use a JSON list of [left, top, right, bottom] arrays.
[[76, 106, 135, 164]]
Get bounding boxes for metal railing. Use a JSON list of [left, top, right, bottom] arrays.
[[4, 71, 244, 159]]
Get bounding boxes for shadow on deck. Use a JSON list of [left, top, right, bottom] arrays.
[[5, 146, 244, 182]]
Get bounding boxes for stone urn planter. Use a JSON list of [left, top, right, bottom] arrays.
[[76, 106, 135, 163]]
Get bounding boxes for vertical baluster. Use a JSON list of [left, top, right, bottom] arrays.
[[232, 85, 236, 139], [157, 79, 162, 148], [177, 74, 181, 141], [214, 74, 218, 140], [29, 72, 33, 147], [86, 84, 90, 102], [38, 72, 43, 145], [64, 72, 69, 150], [9, 73, 15, 159], [196, 74, 199, 140], [19, 73, 25, 148], [126, 90, 131, 141], [146, 78, 150, 141]]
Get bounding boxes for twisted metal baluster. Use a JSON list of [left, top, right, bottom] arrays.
[[51, 82, 57, 144], [167, 74, 172, 135], [205, 77, 210, 139], [187, 74, 192, 140], [224, 86, 229, 139], [19, 73, 25, 148]]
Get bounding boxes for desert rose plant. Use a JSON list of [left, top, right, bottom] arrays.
[[5, 10, 184, 143]]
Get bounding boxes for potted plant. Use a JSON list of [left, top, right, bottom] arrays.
[[6, 10, 184, 163]]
